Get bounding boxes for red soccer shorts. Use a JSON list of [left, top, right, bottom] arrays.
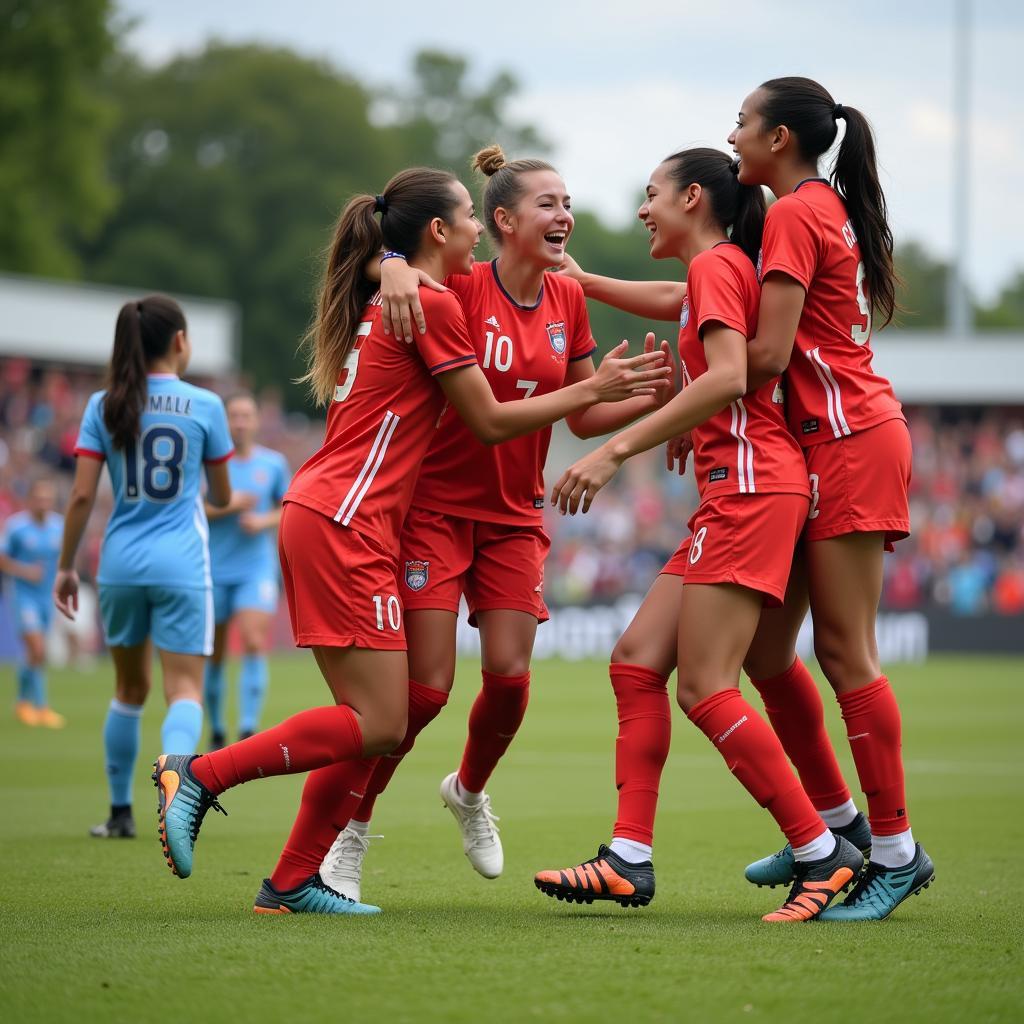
[[803, 417, 911, 548], [398, 506, 550, 625], [279, 501, 406, 650], [661, 493, 809, 606]]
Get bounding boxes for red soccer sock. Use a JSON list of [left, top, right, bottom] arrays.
[[354, 679, 449, 822], [458, 670, 530, 793], [836, 676, 909, 835], [270, 756, 377, 891], [609, 664, 671, 846], [751, 657, 852, 811], [687, 688, 825, 849], [191, 704, 363, 795]]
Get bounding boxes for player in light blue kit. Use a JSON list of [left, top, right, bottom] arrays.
[[204, 392, 290, 747], [1, 476, 66, 728], [53, 294, 233, 839]]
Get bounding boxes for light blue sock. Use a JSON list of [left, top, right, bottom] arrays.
[[16, 665, 33, 702], [204, 661, 227, 737], [104, 700, 143, 807], [161, 699, 203, 754], [238, 655, 269, 734], [29, 666, 47, 709]]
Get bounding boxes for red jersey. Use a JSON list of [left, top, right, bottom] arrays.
[[285, 288, 477, 552], [759, 179, 904, 447], [411, 260, 597, 526], [679, 243, 809, 501]]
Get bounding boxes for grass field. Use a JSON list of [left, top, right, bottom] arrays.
[[1, 653, 1022, 1023]]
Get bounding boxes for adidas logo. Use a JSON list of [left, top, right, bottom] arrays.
[[485, 315, 501, 329]]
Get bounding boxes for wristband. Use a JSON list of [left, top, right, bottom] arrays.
[[380, 251, 407, 264]]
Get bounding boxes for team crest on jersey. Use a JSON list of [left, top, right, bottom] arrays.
[[404, 560, 429, 592], [546, 321, 567, 357], [679, 297, 690, 329]]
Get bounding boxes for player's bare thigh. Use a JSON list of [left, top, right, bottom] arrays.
[[235, 608, 273, 655], [21, 630, 46, 668], [110, 640, 153, 705], [405, 608, 459, 694], [476, 608, 537, 678], [611, 573, 684, 679], [742, 543, 810, 681]]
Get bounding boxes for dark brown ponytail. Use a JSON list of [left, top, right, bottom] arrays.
[[104, 295, 186, 449], [661, 147, 766, 265], [758, 76, 898, 327]]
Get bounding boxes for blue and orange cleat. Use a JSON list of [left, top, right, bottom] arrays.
[[762, 835, 863, 922], [152, 753, 226, 879], [253, 874, 381, 915], [819, 844, 934, 921], [534, 845, 655, 908]]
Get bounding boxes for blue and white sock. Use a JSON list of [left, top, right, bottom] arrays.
[[104, 699, 143, 807], [161, 698, 203, 754], [28, 666, 47, 709], [16, 664, 33, 703], [204, 661, 227, 737], [238, 655, 269, 734]]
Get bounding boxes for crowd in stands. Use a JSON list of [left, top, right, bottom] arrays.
[[2, 359, 1023, 624]]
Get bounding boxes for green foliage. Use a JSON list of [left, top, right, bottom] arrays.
[[977, 269, 1024, 328], [895, 240, 949, 328], [0, 0, 116, 276]]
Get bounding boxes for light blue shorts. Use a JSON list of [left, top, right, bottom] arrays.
[[13, 592, 52, 635], [213, 577, 279, 624], [100, 584, 213, 656]]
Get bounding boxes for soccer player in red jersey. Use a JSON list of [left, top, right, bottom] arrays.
[[150, 166, 668, 913], [317, 146, 674, 901], [726, 77, 933, 920], [532, 147, 864, 922]]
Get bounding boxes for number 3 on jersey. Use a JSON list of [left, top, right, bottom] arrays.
[[851, 261, 872, 346]]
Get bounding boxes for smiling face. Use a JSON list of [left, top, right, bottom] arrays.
[[226, 395, 258, 450], [727, 88, 776, 186], [637, 162, 692, 261], [496, 169, 574, 268], [439, 180, 483, 275]]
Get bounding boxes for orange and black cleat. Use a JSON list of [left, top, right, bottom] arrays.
[[534, 845, 654, 908], [762, 835, 864, 922]]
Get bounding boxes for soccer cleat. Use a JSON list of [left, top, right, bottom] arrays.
[[252, 873, 381, 915], [90, 813, 136, 838], [744, 811, 872, 888], [238, 730, 254, 741], [535, 845, 655, 908], [320, 826, 383, 903], [208, 730, 226, 752], [762, 835, 863, 922], [14, 701, 39, 726], [819, 844, 934, 921], [35, 707, 66, 729], [152, 753, 226, 879], [439, 771, 503, 878]]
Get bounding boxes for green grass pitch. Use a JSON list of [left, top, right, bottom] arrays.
[[1, 654, 1021, 1023]]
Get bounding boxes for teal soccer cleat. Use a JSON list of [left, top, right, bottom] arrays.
[[253, 874, 382, 915], [744, 812, 872, 888], [819, 844, 934, 921], [152, 753, 226, 879]]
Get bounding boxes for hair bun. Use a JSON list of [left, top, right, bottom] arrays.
[[472, 144, 507, 177]]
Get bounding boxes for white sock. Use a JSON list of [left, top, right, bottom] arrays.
[[609, 837, 653, 864], [870, 829, 915, 868], [819, 799, 858, 830], [455, 777, 483, 805], [348, 818, 369, 836], [792, 829, 837, 863]]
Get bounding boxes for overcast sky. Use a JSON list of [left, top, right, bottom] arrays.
[[119, 0, 1023, 301]]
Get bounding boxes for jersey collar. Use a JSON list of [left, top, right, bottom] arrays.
[[491, 259, 544, 312], [794, 177, 830, 192], [147, 373, 179, 380]]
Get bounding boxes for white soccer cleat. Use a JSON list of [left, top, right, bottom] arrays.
[[439, 771, 503, 879], [319, 825, 381, 903]]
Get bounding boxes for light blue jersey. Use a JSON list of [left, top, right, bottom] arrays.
[[209, 446, 290, 585], [76, 374, 233, 591], [2, 511, 63, 603]]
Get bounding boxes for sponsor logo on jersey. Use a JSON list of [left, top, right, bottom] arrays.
[[772, 381, 785, 405], [679, 296, 690, 329], [485, 315, 501, 330], [404, 559, 430, 592], [709, 467, 728, 482], [533, 496, 545, 509], [802, 418, 820, 435], [546, 321, 567, 357]]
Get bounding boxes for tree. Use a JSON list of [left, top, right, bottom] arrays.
[[893, 241, 948, 329], [0, 0, 116, 276], [977, 270, 1024, 328]]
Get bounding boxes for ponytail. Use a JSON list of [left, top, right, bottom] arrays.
[[471, 144, 556, 247], [300, 167, 461, 406], [661, 147, 766, 265], [104, 295, 186, 449], [758, 77, 898, 327]]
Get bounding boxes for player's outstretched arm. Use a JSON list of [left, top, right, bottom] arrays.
[[551, 325, 747, 515], [53, 454, 103, 620], [558, 252, 685, 322], [745, 272, 806, 390], [438, 340, 672, 446]]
